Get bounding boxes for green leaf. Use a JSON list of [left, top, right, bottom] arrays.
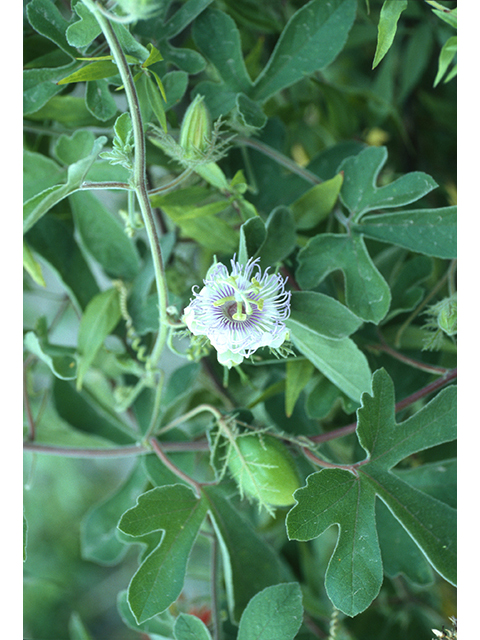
[[23, 63, 77, 114], [192, 82, 238, 120], [24, 331, 77, 380], [76, 288, 122, 390], [68, 612, 94, 640], [285, 359, 315, 417], [357, 370, 456, 469], [151, 186, 228, 220], [23, 136, 107, 234], [202, 485, 294, 621], [386, 255, 433, 322], [69, 191, 141, 279], [234, 93, 268, 131], [176, 216, 239, 253], [57, 60, 120, 85], [287, 468, 382, 617], [53, 378, 136, 445], [296, 233, 391, 323], [237, 583, 303, 640], [164, 0, 214, 38], [53, 130, 96, 166], [395, 459, 457, 509], [287, 369, 457, 615], [372, 0, 408, 69], [192, 9, 253, 94], [376, 500, 434, 586], [259, 207, 297, 267], [142, 43, 164, 69], [339, 146, 438, 219], [24, 94, 99, 127], [290, 173, 343, 230], [163, 70, 189, 110], [118, 485, 208, 623], [286, 320, 372, 403], [288, 291, 363, 340], [81, 461, 148, 566], [23, 150, 65, 202], [174, 613, 212, 640], [117, 590, 175, 638], [66, 2, 102, 48], [352, 206, 456, 259], [85, 79, 118, 122], [238, 217, 266, 265], [306, 374, 359, 420], [428, 3, 457, 29], [251, 0, 357, 102], [145, 74, 167, 131], [23, 241, 46, 287], [434, 35, 457, 86], [26, 0, 77, 59], [25, 215, 100, 311]]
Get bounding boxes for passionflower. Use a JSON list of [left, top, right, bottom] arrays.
[[183, 257, 291, 368]]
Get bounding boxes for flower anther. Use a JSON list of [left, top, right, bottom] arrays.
[[183, 257, 291, 368]]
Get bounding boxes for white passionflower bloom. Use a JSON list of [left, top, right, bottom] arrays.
[[183, 256, 291, 368]]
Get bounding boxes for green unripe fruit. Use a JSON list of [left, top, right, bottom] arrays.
[[437, 294, 457, 336], [228, 434, 301, 507]]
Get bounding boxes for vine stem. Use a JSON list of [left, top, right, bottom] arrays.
[[234, 135, 322, 185], [22, 440, 210, 458], [83, 0, 169, 371], [150, 437, 203, 495], [309, 367, 457, 445]]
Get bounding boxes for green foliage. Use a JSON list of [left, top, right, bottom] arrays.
[[24, 0, 457, 638], [286, 369, 456, 617]]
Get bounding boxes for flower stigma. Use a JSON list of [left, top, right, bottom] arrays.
[[183, 256, 291, 368]]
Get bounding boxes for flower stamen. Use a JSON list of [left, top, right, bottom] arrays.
[[182, 256, 291, 368]]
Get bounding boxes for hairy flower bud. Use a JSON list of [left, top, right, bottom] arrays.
[[116, 0, 162, 20], [179, 95, 212, 159]]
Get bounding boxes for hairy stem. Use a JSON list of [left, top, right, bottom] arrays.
[[83, 0, 169, 372]]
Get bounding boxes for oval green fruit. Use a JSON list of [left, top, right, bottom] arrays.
[[228, 434, 301, 507]]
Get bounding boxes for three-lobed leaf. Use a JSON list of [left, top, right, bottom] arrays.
[[118, 485, 209, 624], [296, 233, 391, 323], [338, 146, 438, 219], [353, 206, 457, 260], [287, 369, 456, 616]]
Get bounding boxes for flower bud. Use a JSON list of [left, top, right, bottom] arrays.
[[116, 0, 162, 20], [179, 95, 212, 159]]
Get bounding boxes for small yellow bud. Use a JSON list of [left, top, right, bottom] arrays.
[[179, 95, 212, 158]]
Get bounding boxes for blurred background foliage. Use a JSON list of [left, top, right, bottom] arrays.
[[23, 0, 456, 638]]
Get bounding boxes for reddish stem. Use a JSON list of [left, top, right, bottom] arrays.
[[310, 368, 457, 444]]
